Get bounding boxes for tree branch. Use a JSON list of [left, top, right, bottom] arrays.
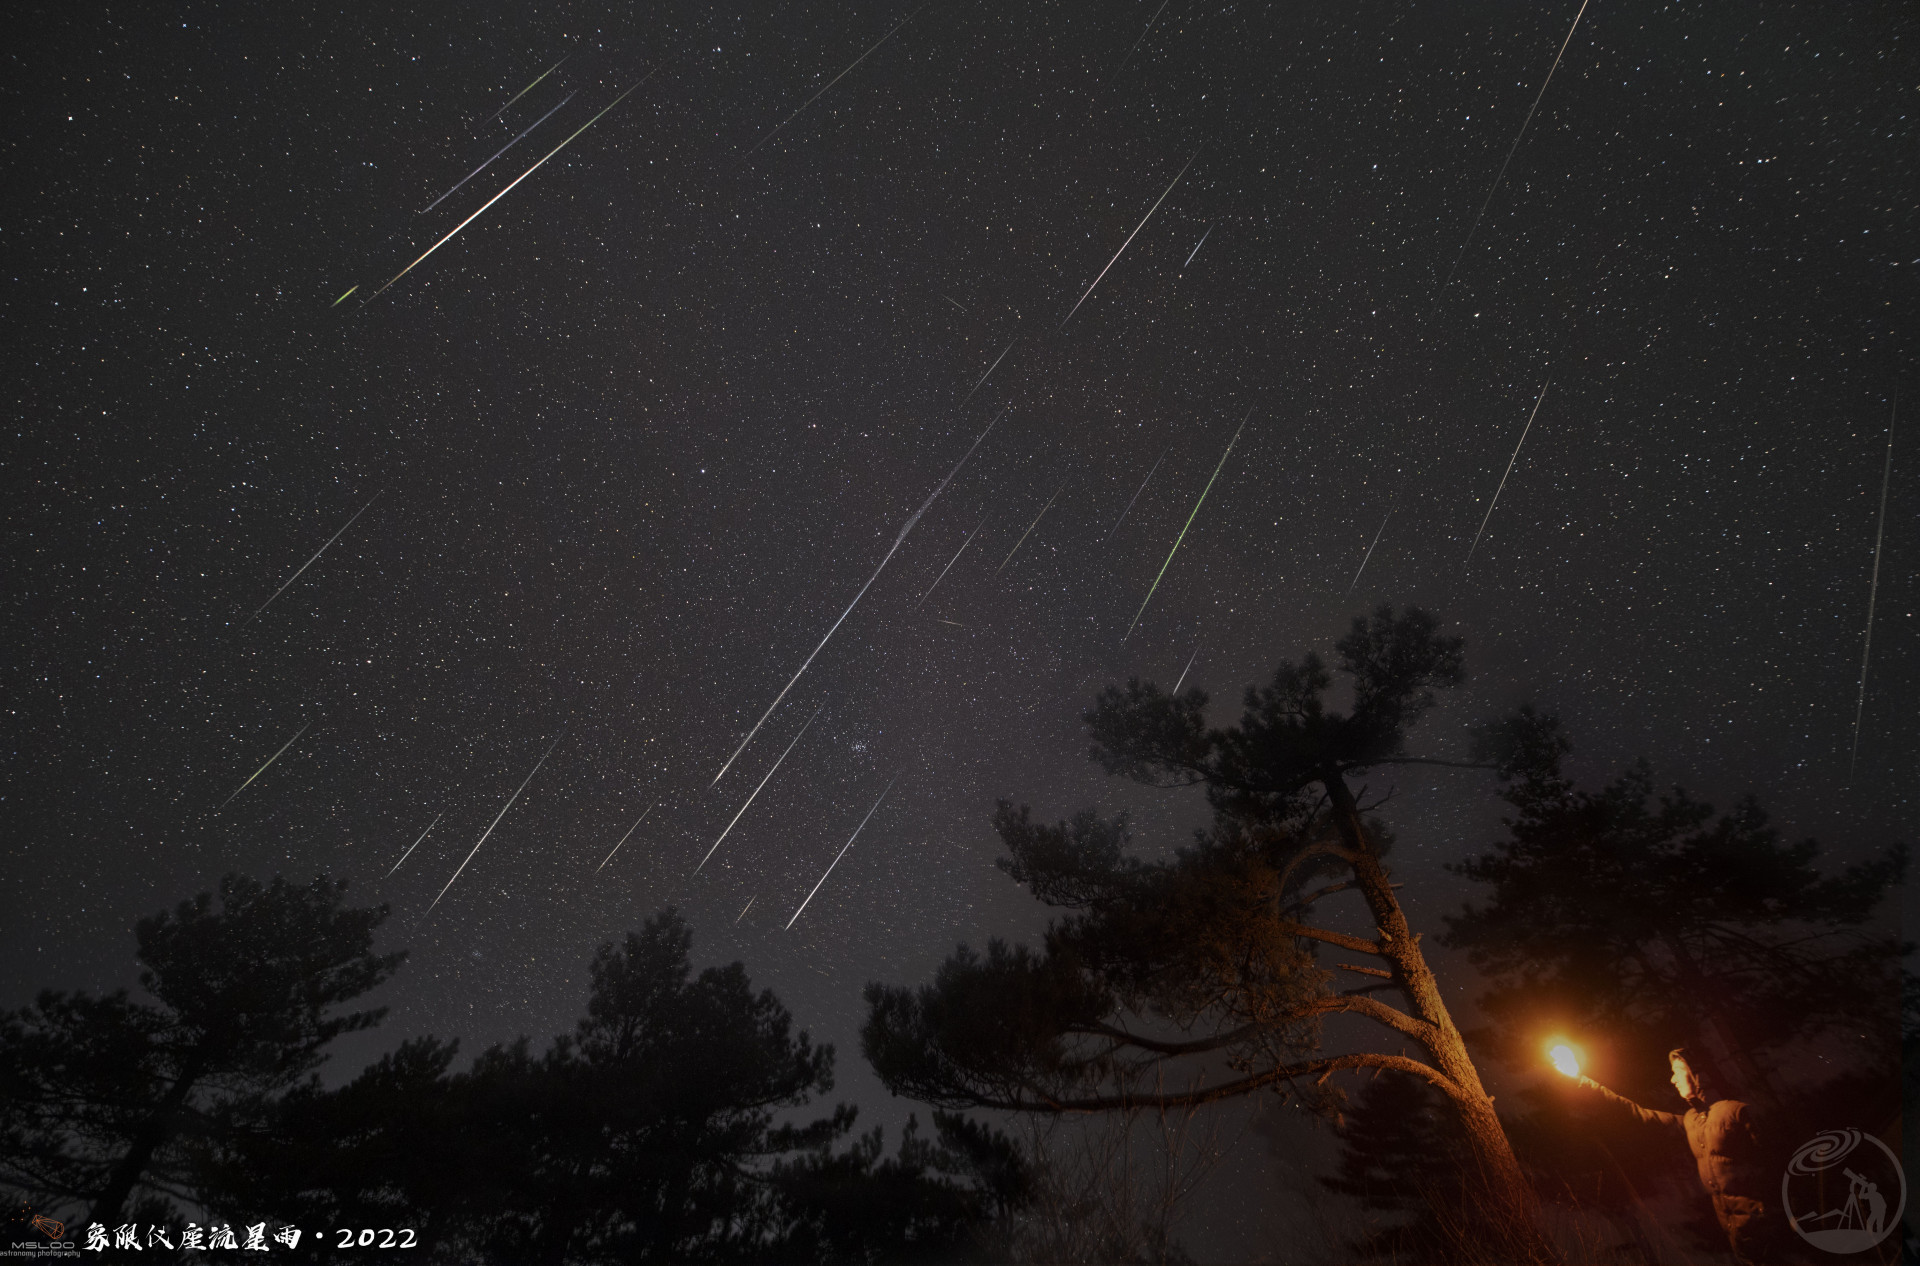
[[1336, 963, 1394, 979], [1278, 921, 1382, 956], [950, 1052, 1457, 1113]]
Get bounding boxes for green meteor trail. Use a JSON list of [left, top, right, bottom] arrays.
[[330, 285, 358, 307], [486, 55, 568, 125], [1123, 410, 1253, 642], [218, 720, 311, 809]]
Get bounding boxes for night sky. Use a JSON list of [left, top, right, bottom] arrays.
[[7, 0, 1912, 1255]]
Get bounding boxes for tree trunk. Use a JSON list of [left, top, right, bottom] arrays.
[[1323, 773, 1552, 1255], [89, 1049, 207, 1228]]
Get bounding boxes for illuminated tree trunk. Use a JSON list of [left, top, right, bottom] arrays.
[[1324, 774, 1547, 1246]]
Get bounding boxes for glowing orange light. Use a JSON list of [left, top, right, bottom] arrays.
[[1548, 1043, 1580, 1078]]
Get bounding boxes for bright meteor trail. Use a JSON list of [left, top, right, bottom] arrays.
[[387, 813, 443, 876], [246, 493, 381, 624], [748, 2, 928, 154], [998, 482, 1065, 573], [918, 514, 987, 609], [596, 804, 654, 873], [485, 55, 568, 125], [428, 732, 563, 915], [699, 706, 822, 872], [1466, 377, 1551, 571], [1125, 410, 1252, 642], [788, 775, 897, 929], [1062, 149, 1197, 328], [1182, 225, 1213, 269], [372, 80, 641, 299], [710, 410, 1002, 786], [218, 721, 311, 809], [422, 91, 575, 215], [1442, 0, 1591, 289]]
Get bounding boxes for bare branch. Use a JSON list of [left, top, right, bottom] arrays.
[[951, 1052, 1457, 1113], [1337, 962, 1394, 979], [1278, 921, 1382, 956]]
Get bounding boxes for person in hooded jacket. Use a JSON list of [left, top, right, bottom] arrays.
[[1575, 1046, 1805, 1265]]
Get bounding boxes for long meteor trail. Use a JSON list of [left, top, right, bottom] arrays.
[[1442, 0, 1591, 289], [1172, 644, 1201, 696], [748, 3, 927, 154], [918, 514, 988, 609], [1107, 446, 1169, 540], [218, 721, 311, 809], [423, 91, 575, 215], [427, 733, 563, 914], [372, 81, 641, 299], [485, 55, 568, 125], [788, 775, 898, 929], [1062, 149, 1197, 328], [1849, 393, 1897, 781], [998, 482, 1066, 572], [388, 813, 443, 876], [1347, 508, 1393, 595], [1125, 409, 1252, 642], [596, 804, 654, 873], [247, 493, 381, 624], [699, 706, 822, 872], [711, 410, 1002, 786], [1465, 377, 1551, 571]]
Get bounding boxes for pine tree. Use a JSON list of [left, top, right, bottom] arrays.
[[863, 608, 1547, 1245]]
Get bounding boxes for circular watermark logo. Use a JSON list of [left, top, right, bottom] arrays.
[[1781, 1128, 1906, 1254]]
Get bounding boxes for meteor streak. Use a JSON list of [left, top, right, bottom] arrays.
[[699, 706, 822, 872], [1115, 0, 1171, 73], [423, 91, 575, 215], [1347, 508, 1392, 595], [219, 721, 311, 809], [596, 804, 654, 873], [330, 285, 358, 307], [1107, 446, 1169, 540], [485, 55, 569, 125], [998, 481, 1066, 573], [1125, 409, 1252, 642], [959, 340, 1015, 408], [1442, 0, 1592, 289], [787, 775, 897, 929], [427, 732, 563, 914], [711, 410, 1002, 785], [1849, 392, 1897, 781], [388, 813, 443, 876], [372, 80, 642, 299], [1062, 149, 1197, 328], [748, 3, 928, 154], [918, 514, 987, 609], [247, 492, 381, 624], [1182, 225, 1212, 269], [1466, 377, 1550, 571], [1172, 644, 1200, 695], [736, 895, 756, 924]]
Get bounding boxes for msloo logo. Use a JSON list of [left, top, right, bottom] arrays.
[[1782, 1128, 1905, 1254]]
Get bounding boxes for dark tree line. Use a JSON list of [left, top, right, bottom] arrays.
[[2, 883, 1024, 1263], [5, 610, 1904, 1264]]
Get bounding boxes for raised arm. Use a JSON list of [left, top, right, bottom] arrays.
[[1574, 1075, 1683, 1130]]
